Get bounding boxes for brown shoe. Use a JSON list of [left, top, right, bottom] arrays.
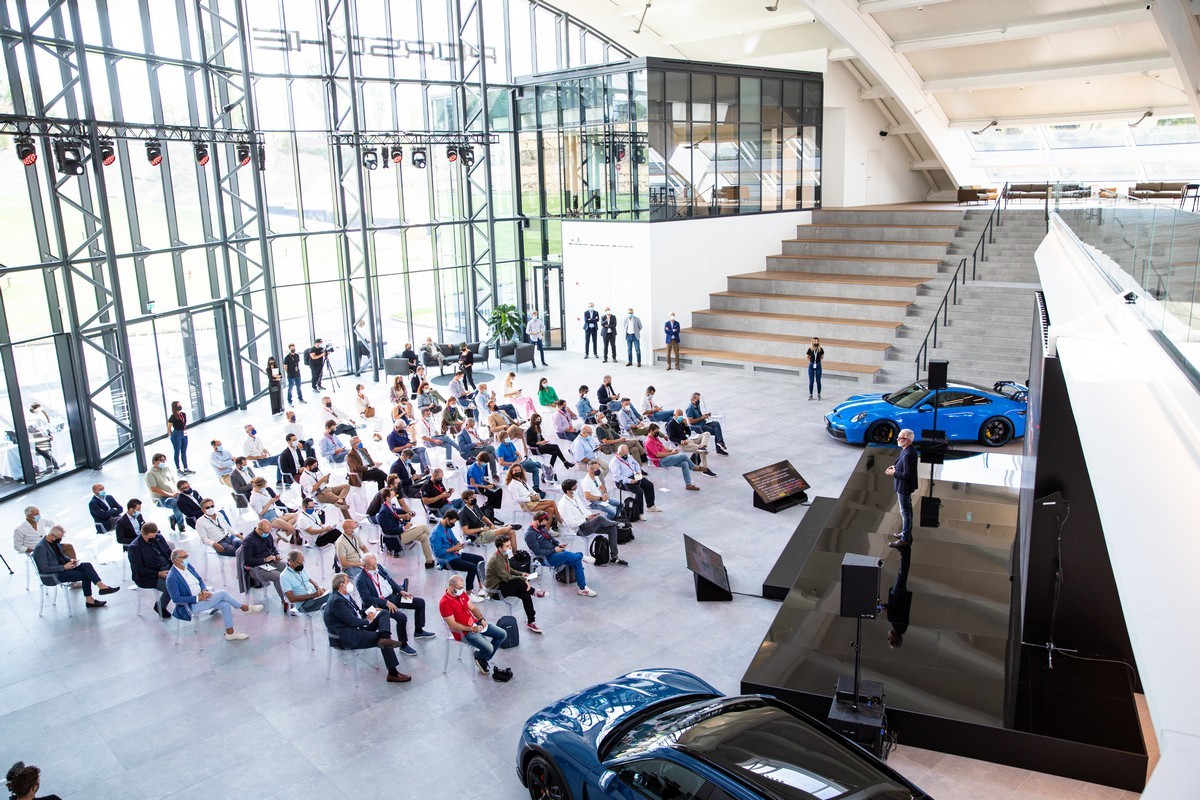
[[377, 638, 402, 649], [685, 484, 700, 491], [387, 671, 412, 683]]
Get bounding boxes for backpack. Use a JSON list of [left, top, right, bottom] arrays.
[[589, 535, 611, 566], [509, 549, 533, 575], [616, 519, 635, 544], [497, 614, 519, 649], [303, 349, 312, 366], [622, 496, 642, 522], [554, 563, 576, 584]]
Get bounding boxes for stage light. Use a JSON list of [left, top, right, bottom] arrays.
[[98, 137, 116, 167], [16, 135, 37, 166], [53, 139, 85, 176], [362, 147, 378, 170], [411, 147, 427, 169], [193, 142, 209, 166], [446, 145, 458, 163], [236, 142, 251, 166], [145, 139, 162, 166], [460, 144, 475, 167], [390, 145, 403, 164]]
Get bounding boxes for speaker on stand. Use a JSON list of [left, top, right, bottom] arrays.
[[831, 553, 888, 757]]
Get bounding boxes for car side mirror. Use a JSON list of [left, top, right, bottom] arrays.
[[917, 403, 932, 412], [598, 771, 617, 791]]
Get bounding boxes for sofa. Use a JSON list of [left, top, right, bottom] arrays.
[[1005, 183, 1049, 201], [1128, 182, 1189, 200], [421, 344, 457, 375], [497, 342, 536, 372], [1054, 183, 1091, 200], [957, 186, 992, 204]]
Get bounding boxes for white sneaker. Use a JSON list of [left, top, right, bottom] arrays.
[[647, 506, 662, 513], [286, 606, 299, 617], [473, 589, 489, 600], [583, 555, 596, 565], [225, 632, 249, 641], [577, 587, 597, 597], [245, 604, 265, 614]]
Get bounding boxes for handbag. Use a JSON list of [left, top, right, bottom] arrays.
[[364, 405, 376, 418]]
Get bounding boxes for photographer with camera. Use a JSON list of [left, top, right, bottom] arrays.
[[307, 338, 330, 391]]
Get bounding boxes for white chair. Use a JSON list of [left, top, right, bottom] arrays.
[[288, 602, 322, 651], [441, 618, 477, 674], [174, 605, 215, 650], [348, 491, 381, 544], [324, 621, 382, 687], [32, 555, 75, 617], [200, 546, 231, 586]]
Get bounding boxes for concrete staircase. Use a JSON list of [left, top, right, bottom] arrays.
[[662, 206, 1048, 392]]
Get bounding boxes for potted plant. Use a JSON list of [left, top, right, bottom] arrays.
[[485, 304, 524, 344]]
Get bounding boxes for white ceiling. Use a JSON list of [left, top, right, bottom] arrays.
[[545, 0, 1200, 189]]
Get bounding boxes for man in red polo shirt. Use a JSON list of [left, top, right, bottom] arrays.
[[439, 574, 508, 679]]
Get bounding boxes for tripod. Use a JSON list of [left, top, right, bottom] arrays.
[[0, 550, 11, 575], [320, 349, 340, 391]]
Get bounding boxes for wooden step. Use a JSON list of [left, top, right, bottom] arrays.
[[682, 326, 892, 352], [732, 270, 928, 288], [692, 308, 902, 330], [772, 252, 944, 265], [804, 223, 959, 230], [712, 290, 912, 309], [653, 347, 881, 375], [783, 238, 952, 247]]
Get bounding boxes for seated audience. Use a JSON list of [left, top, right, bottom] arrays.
[[174, 478, 205, 528], [14, 506, 66, 557], [333, 519, 370, 576], [421, 336, 446, 366], [229, 456, 256, 503], [535, 377, 558, 407], [430, 509, 485, 593], [416, 406, 458, 468], [505, 465, 560, 526], [485, 401, 517, 435], [278, 432, 307, 484], [319, 420, 349, 465], [503, 372, 538, 420], [114, 499, 144, 547], [496, 429, 546, 491], [439, 574, 508, 678], [575, 384, 600, 425], [34, 525, 119, 609], [525, 414, 572, 469], [346, 435, 389, 487], [376, 488, 434, 568], [616, 398, 651, 437], [324, 572, 409, 684], [645, 425, 701, 491], [456, 418, 498, 479], [686, 392, 728, 454], [145, 452, 186, 532], [476, 382, 519, 421], [356, 553, 437, 655], [282, 411, 316, 457], [242, 520, 291, 611], [298, 458, 351, 518], [320, 396, 358, 436], [297, 497, 342, 547], [666, 410, 716, 476], [281, 549, 330, 614], [582, 462, 621, 519], [354, 384, 384, 441], [595, 412, 647, 464], [557, 479, 626, 565], [209, 439, 235, 486], [441, 396, 466, 435], [166, 548, 260, 640], [458, 489, 522, 545], [524, 511, 595, 597], [88, 484, 122, 532], [569, 425, 608, 476], [421, 469, 461, 516], [597, 375, 622, 413], [128, 521, 173, 617], [416, 382, 446, 415], [389, 375, 408, 406], [448, 371, 476, 409], [243, 424, 284, 485], [610, 444, 660, 515], [640, 386, 676, 422], [466, 453, 504, 518], [485, 533, 544, 634], [249, 476, 299, 541], [195, 500, 244, 557]]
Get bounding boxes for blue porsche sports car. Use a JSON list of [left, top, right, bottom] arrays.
[[824, 380, 1028, 447], [516, 668, 927, 800]]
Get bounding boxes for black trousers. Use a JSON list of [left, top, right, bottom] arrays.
[[602, 334, 617, 361], [498, 578, 536, 622], [310, 365, 323, 390], [447, 553, 485, 590], [584, 329, 598, 357], [358, 609, 400, 672], [531, 443, 569, 468], [618, 478, 655, 511], [382, 592, 427, 633], [359, 467, 388, 486], [59, 562, 103, 598]]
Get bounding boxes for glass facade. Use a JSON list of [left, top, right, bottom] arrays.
[[0, 0, 628, 499]]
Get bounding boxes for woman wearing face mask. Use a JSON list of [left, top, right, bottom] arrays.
[[536, 377, 559, 408], [166, 548, 262, 640], [354, 383, 384, 441], [485, 533, 544, 634], [166, 400, 192, 475], [504, 465, 562, 528], [248, 476, 299, 542], [503, 372, 537, 420], [267, 357, 284, 416], [806, 336, 824, 401], [663, 312, 682, 370], [389, 375, 407, 406], [524, 414, 573, 469]]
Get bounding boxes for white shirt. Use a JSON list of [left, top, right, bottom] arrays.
[[322, 404, 353, 424], [556, 492, 591, 531], [300, 509, 329, 533], [640, 394, 661, 414], [570, 435, 600, 463], [196, 511, 237, 546], [508, 479, 538, 505], [354, 395, 373, 415], [584, 473, 608, 501], [625, 317, 637, 335], [249, 490, 275, 515], [284, 422, 306, 441], [13, 519, 53, 553], [175, 564, 202, 596], [299, 469, 324, 496], [364, 568, 391, 599], [244, 435, 269, 458], [418, 416, 440, 440]]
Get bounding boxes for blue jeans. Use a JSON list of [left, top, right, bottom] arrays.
[[254, 454, 284, 482], [626, 334, 641, 364], [214, 536, 241, 557], [897, 491, 913, 542], [546, 549, 586, 589], [462, 624, 507, 664], [191, 590, 242, 628], [808, 364, 822, 395], [590, 499, 621, 519], [690, 420, 724, 446], [170, 430, 189, 471], [531, 337, 545, 364], [522, 458, 544, 491], [658, 452, 694, 486], [157, 497, 186, 527], [647, 409, 673, 422], [287, 375, 304, 403], [424, 435, 458, 463]]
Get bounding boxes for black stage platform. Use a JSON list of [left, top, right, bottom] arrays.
[[743, 448, 1147, 791]]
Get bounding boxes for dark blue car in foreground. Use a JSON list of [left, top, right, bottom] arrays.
[[824, 380, 1028, 447], [517, 668, 927, 800]]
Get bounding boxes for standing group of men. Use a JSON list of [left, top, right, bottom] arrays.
[[579, 304, 681, 369]]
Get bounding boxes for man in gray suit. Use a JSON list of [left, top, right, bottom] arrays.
[[624, 308, 644, 367]]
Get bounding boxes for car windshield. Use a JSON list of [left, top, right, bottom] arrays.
[[883, 383, 930, 410], [607, 697, 917, 800]]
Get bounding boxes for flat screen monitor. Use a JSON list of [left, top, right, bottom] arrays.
[[683, 534, 730, 593], [742, 460, 810, 504]]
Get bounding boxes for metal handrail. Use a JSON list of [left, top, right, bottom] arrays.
[[913, 182, 1008, 380]]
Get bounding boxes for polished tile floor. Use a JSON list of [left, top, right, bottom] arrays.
[[0, 355, 1136, 799]]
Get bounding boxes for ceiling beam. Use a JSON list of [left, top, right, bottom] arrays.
[[858, 0, 955, 12], [858, 85, 894, 100], [948, 106, 1195, 129], [923, 56, 1177, 93], [1152, 0, 1200, 123], [659, 12, 816, 46], [910, 159, 942, 170], [827, 47, 856, 61], [893, 3, 1153, 53], [887, 122, 920, 135]]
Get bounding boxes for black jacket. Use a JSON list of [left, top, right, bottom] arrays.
[[665, 417, 692, 445], [176, 488, 205, 527], [115, 512, 144, 546], [279, 446, 305, 481], [893, 446, 918, 495], [88, 494, 122, 526], [242, 532, 281, 568], [601, 313, 617, 335], [584, 309, 599, 331], [127, 534, 172, 588], [323, 592, 379, 649]]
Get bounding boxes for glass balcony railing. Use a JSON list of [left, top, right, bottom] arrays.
[[1055, 199, 1200, 377]]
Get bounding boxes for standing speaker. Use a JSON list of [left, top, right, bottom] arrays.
[[927, 359, 948, 390], [840, 553, 882, 619]]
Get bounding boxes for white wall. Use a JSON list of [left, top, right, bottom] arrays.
[[561, 212, 811, 355], [821, 61, 928, 207]]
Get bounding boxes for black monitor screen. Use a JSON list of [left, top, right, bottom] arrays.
[[683, 534, 730, 592], [742, 460, 810, 504]]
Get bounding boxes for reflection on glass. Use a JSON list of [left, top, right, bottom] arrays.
[[14, 339, 77, 480], [884, 547, 913, 649]]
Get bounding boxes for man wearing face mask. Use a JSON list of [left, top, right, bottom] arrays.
[[526, 309, 548, 367], [242, 520, 291, 610], [320, 396, 358, 436], [128, 521, 174, 617], [356, 553, 436, 657], [666, 409, 716, 477], [144, 452, 187, 532], [210, 439, 235, 487], [195, 500, 244, 557], [663, 312, 682, 370], [243, 424, 284, 486], [33, 525, 119, 609], [346, 435, 389, 488], [485, 533, 544, 634], [281, 549, 329, 614], [600, 307, 617, 363], [174, 479, 205, 529], [283, 342, 305, 405], [624, 308, 643, 367], [167, 548, 261, 639], [440, 574, 509, 677], [88, 484, 123, 533], [324, 572, 410, 683], [297, 497, 342, 548], [582, 302, 599, 359], [524, 511, 596, 597], [114, 499, 144, 547], [582, 461, 621, 519]]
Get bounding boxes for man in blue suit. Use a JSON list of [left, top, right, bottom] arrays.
[[663, 312, 681, 370], [355, 553, 437, 657], [165, 547, 261, 640], [323, 573, 410, 683], [886, 429, 919, 549], [88, 484, 122, 533]]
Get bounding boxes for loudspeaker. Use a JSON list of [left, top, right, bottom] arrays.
[[921, 495, 941, 528], [927, 359, 948, 390], [840, 553, 882, 619]]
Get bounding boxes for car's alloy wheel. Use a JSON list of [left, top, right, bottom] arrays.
[[867, 420, 899, 445], [980, 417, 1013, 447], [526, 755, 570, 800]]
